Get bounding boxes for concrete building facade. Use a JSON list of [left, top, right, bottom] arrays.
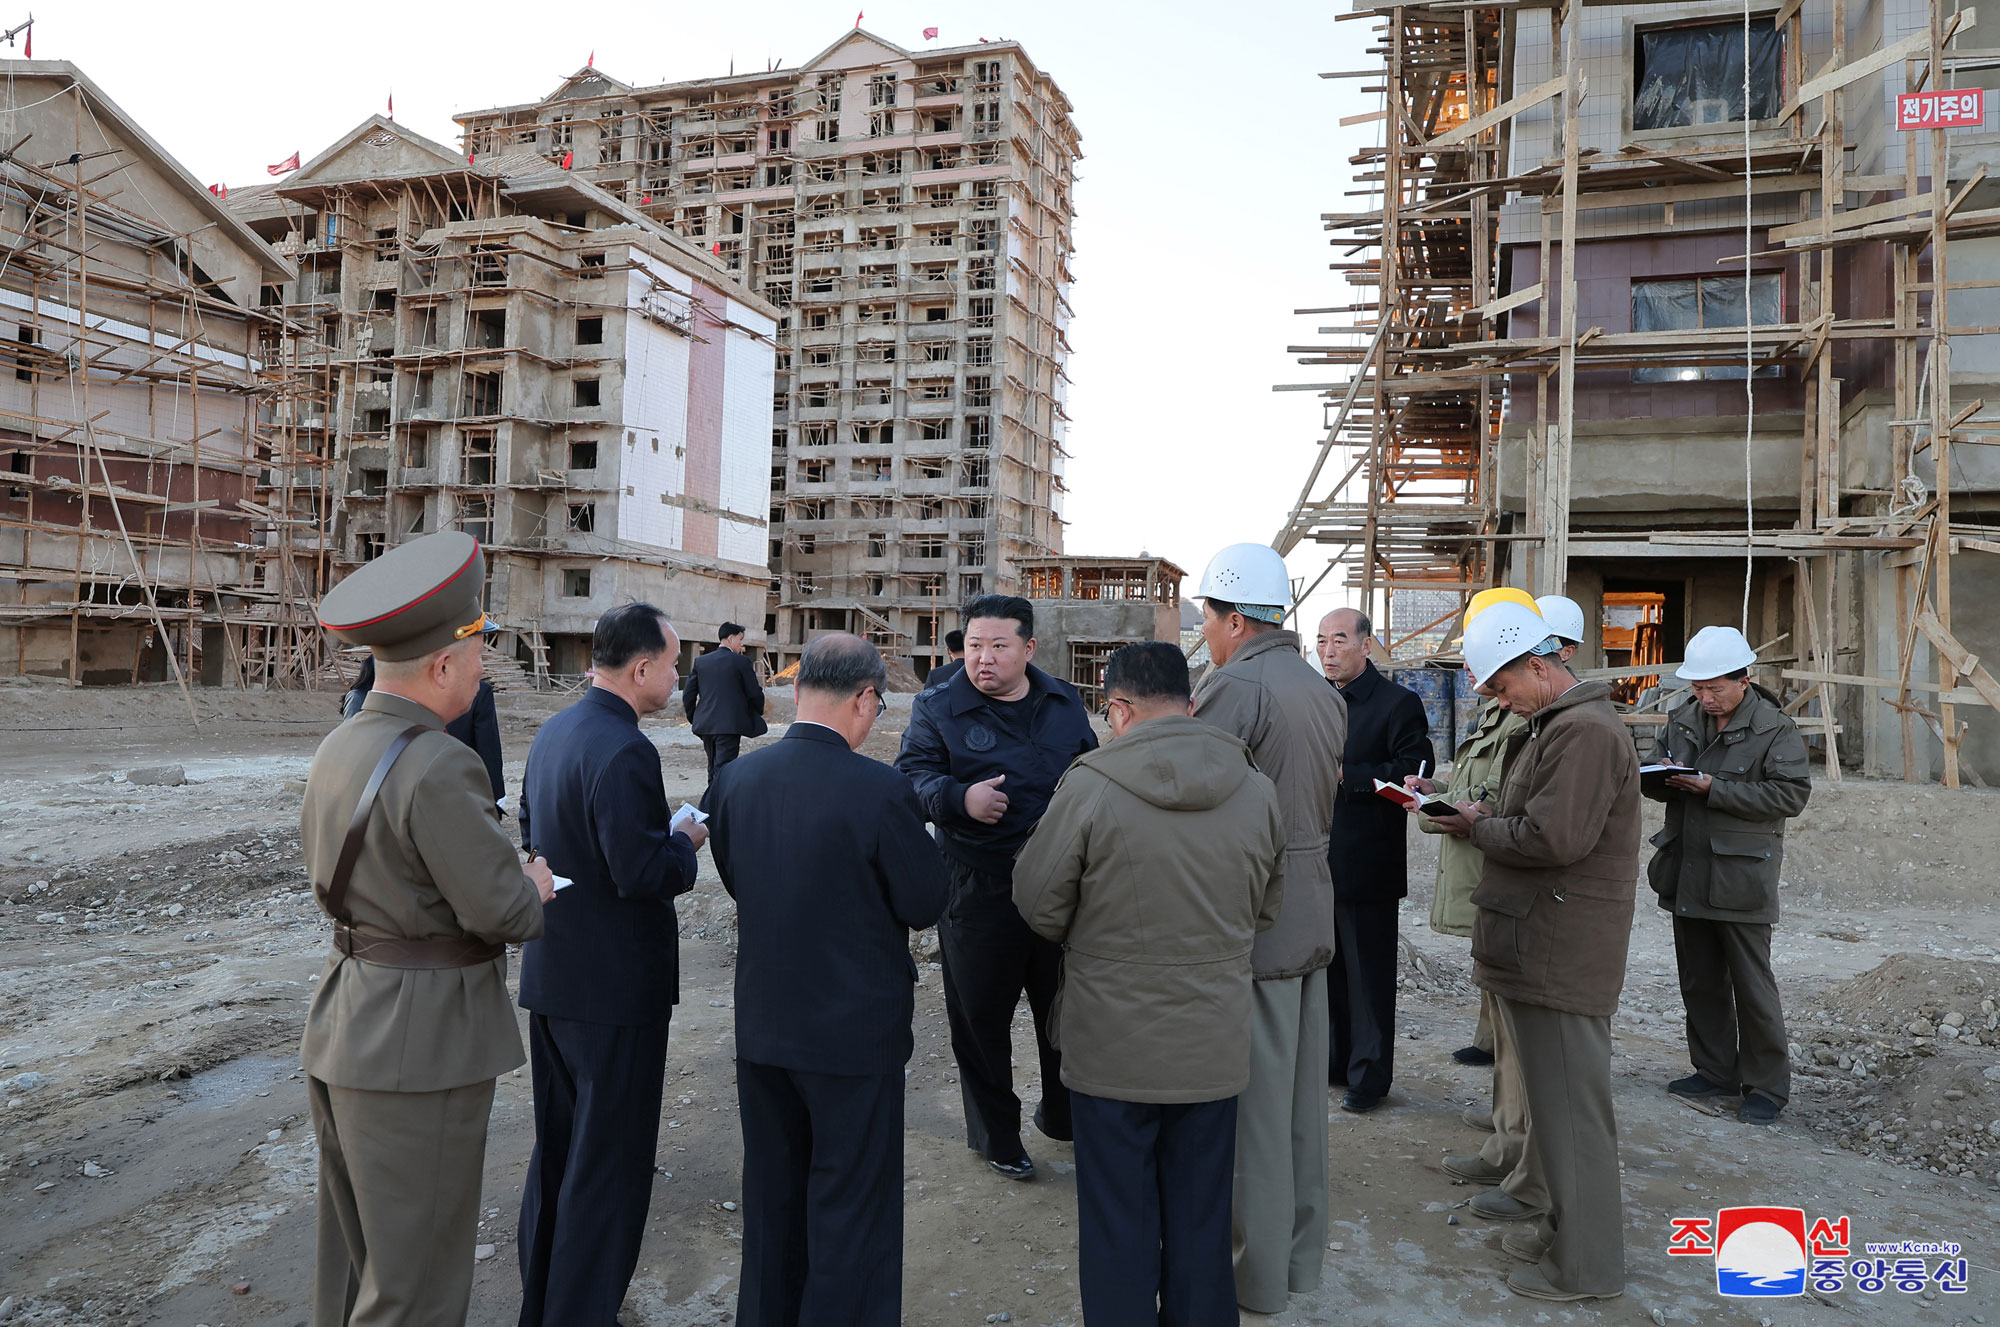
[[456, 28, 1079, 672], [229, 119, 779, 676]]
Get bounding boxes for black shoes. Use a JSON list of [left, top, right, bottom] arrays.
[[1452, 1045, 1496, 1067], [988, 1154, 1036, 1181], [1667, 1072, 1739, 1098], [1339, 1090, 1384, 1114], [1738, 1094, 1782, 1126]]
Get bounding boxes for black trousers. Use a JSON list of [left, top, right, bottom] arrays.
[[736, 1059, 905, 1327], [702, 734, 743, 782], [937, 858, 1070, 1161], [1673, 915, 1791, 1106], [1327, 898, 1399, 1097], [1072, 1091, 1238, 1327], [517, 1013, 670, 1327]]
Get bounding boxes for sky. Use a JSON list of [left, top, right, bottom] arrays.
[[17, 0, 1384, 631]]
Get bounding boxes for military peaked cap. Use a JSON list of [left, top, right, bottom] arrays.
[[318, 530, 488, 662]]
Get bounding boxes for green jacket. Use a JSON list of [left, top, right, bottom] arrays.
[[1643, 684, 1811, 925], [1013, 716, 1286, 1103], [1425, 698, 1527, 938]]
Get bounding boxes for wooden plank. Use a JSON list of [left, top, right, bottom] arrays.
[[1545, 173, 1819, 214], [1340, 109, 1388, 128], [1428, 75, 1566, 148], [1781, 668, 1991, 705], [1915, 609, 2000, 715], [1769, 190, 1938, 244], [1460, 282, 1543, 322], [1777, 14, 1970, 122]]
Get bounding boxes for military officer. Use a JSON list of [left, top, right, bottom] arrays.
[[1644, 624, 1811, 1125], [301, 529, 553, 1326]]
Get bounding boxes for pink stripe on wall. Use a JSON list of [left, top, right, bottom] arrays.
[[682, 281, 728, 557]]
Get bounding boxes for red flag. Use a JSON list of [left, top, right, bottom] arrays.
[[640, 193, 652, 205], [587, 51, 595, 68], [387, 92, 394, 118], [22, 25, 29, 59], [854, 10, 863, 27], [924, 26, 939, 39], [208, 183, 228, 199], [468, 152, 477, 164], [560, 149, 574, 170], [711, 241, 722, 256], [267, 151, 300, 177]]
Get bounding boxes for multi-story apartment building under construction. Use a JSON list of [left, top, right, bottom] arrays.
[[458, 27, 1079, 674]]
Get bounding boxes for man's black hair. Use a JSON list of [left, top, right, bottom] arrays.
[[962, 594, 1034, 640], [1104, 642, 1191, 705], [593, 603, 671, 670], [1723, 667, 1750, 682], [1204, 597, 1277, 633], [719, 622, 746, 642], [944, 629, 965, 654], [796, 633, 887, 696]]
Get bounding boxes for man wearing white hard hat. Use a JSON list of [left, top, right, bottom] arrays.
[[1643, 625, 1810, 1127], [1534, 595, 1587, 656], [1190, 542, 1347, 1315], [1430, 600, 1639, 1302]]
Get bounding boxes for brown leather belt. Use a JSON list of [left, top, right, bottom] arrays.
[[333, 922, 505, 970]]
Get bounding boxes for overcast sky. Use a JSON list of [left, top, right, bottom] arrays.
[[28, 0, 1382, 632]]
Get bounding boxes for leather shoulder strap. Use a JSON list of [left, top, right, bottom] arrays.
[[327, 724, 428, 923]]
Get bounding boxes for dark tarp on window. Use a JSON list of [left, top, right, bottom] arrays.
[[1632, 275, 1783, 381], [1634, 18, 1784, 131]]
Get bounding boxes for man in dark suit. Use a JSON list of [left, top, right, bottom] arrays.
[[709, 633, 948, 1327], [516, 603, 708, 1327], [683, 621, 767, 790], [930, 628, 966, 687], [1317, 607, 1433, 1112], [343, 645, 506, 805]]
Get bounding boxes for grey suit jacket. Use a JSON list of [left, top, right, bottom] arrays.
[[299, 690, 544, 1092]]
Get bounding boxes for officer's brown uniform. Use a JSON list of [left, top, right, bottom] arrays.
[[301, 530, 545, 1326]]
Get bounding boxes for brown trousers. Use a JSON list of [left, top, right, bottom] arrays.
[[1673, 916, 1791, 1106], [310, 1075, 496, 1326], [1476, 989, 1547, 1209], [1501, 997, 1625, 1297]]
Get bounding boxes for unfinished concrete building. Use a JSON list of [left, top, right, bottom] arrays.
[[1015, 555, 1185, 705], [228, 118, 779, 677], [0, 61, 295, 688], [1284, 0, 2000, 785], [456, 28, 1079, 673]]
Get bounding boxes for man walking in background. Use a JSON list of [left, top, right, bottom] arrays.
[[1645, 624, 1811, 1126], [516, 603, 708, 1327], [1190, 543, 1346, 1317], [710, 634, 948, 1327], [1015, 642, 1286, 1326], [683, 621, 767, 793], [1316, 607, 1432, 1113], [897, 594, 1097, 1180], [931, 628, 967, 687]]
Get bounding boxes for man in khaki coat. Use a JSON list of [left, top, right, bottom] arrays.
[[1431, 601, 1639, 1302], [302, 529, 553, 1326], [1015, 642, 1287, 1324], [1644, 624, 1811, 1126], [1189, 543, 1347, 1316]]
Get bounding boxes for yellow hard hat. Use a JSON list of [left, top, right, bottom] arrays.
[[1452, 587, 1541, 645]]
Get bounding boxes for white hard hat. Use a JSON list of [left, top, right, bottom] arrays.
[[1676, 625, 1758, 681], [1535, 595, 1587, 645], [1198, 543, 1292, 624], [1463, 601, 1560, 684]]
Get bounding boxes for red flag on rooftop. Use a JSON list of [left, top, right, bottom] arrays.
[[22, 25, 29, 59], [588, 51, 595, 68], [268, 151, 300, 177], [924, 26, 939, 39], [387, 92, 394, 118], [208, 183, 228, 199], [855, 10, 863, 27]]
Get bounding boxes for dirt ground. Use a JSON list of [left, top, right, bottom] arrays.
[[2, 676, 1999, 1326]]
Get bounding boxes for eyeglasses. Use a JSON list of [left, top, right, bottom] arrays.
[[1098, 696, 1133, 718], [861, 685, 887, 717]]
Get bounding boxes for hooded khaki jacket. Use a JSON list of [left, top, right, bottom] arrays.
[[1014, 715, 1287, 1103], [1467, 680, 1641, 1018], [1643, 684, 1811, 925], [1193, 629, 1347, 979], [1424, 698, 1528, 938]]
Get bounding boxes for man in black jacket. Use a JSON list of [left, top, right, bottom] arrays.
[[929, 628, 966, 687], [682, 621, 767, 790], [515, 603, 707, 1327], [896, 595, 1097, 1180], [343, 648, 506, 805], [1317, 607, 1433, 1112], [709, 633, 948, 1327]]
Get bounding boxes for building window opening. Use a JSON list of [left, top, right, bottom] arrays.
[[1631, 274, 1783, 381], [1634, 18, 1783, 130]]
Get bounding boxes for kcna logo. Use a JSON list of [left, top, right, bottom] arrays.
[[1670, 1207, 1969, 1298]]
